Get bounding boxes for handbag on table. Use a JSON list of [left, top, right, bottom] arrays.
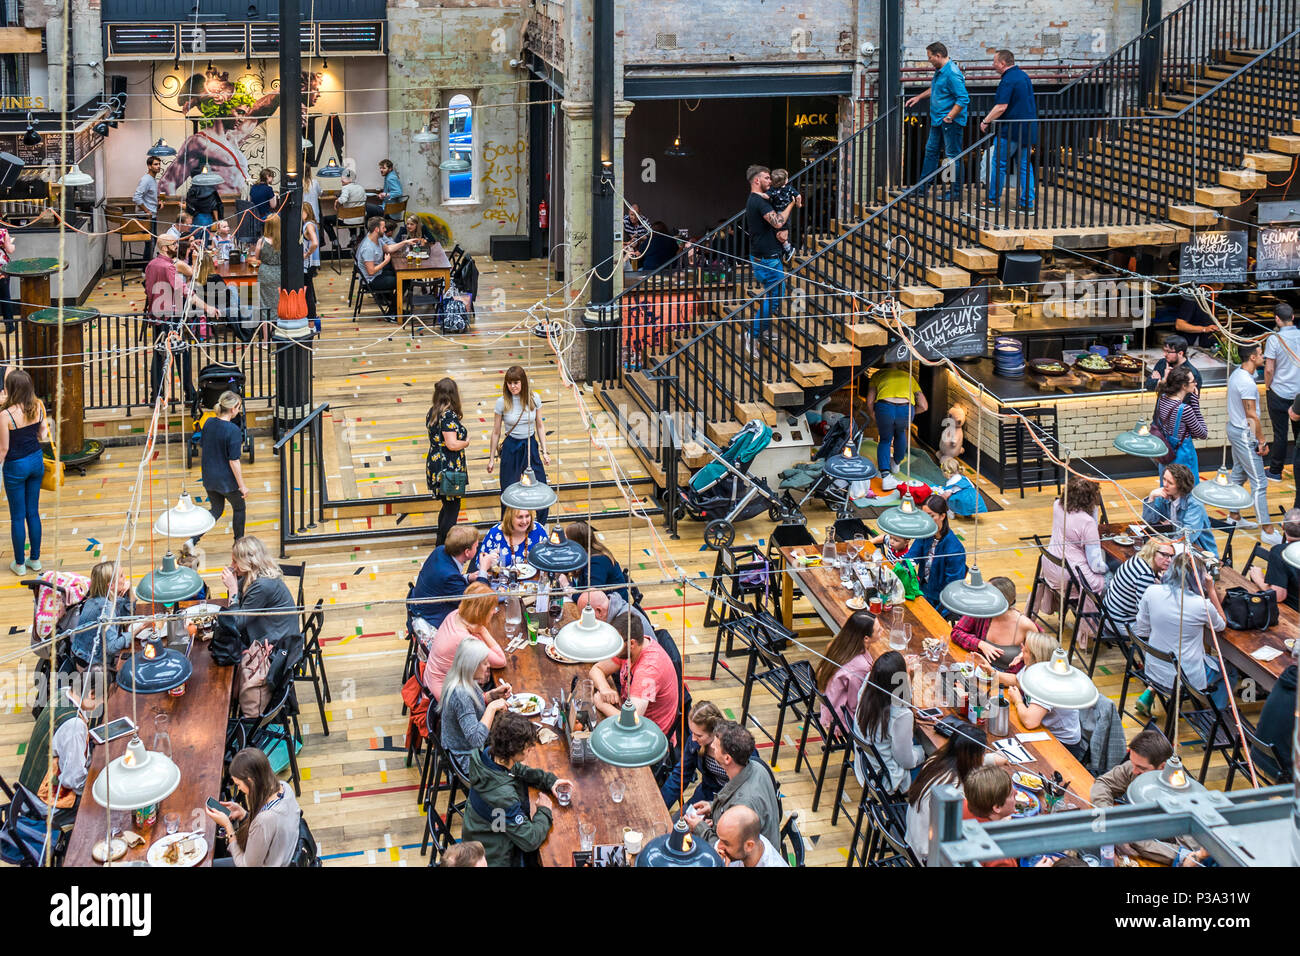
[[1221, 586, 1278, 631]]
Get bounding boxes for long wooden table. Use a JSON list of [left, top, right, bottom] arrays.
[[211, 260, 259, 289], [65, 622, 235, 867], [780, 545, 1097, 809], [489, 606, 672, 866], [393, 243, 452, 321], [1100, 523, 1295, 692]]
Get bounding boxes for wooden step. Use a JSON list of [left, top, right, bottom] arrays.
[[1195, 185, 1243, 207], [953, 247, 1000, 271], [1244, 150, 1295, 171], [790, 361, 833, 388], [1294, 117, 1300, 134], [817, 341, 861, 368], [763, 381, 804, 407], [898, 285, 944, 308], [1219, 167, 1269, 190], [1168, 203, 1220, 226], [735, 401, 779, 427], [1267, 134, 1300, 155], [705, 421, 743, 450], [848, 322, 888, 347], [923, 265, 971, 289]]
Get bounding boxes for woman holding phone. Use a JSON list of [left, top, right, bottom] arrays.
[[206, 747, 302, 866]]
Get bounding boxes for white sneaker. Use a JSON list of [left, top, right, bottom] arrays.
[[881, 474, 899, 491], [1261, 528, 1283, 546]]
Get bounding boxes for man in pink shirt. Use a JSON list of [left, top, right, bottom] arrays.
[[144, 234, 219, 404], [590, 612, 680, 738]]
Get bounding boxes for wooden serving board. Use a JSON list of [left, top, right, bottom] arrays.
[[1026, 370, 1083, 392], [1072, 366, 1143, 390]]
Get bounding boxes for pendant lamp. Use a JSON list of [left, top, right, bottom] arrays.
[[440, 154, 471, 172], [136, 552, 205, 604], [1282, 539, 1300, 569], [59, 165, 93, 187], [301, 137, 313, 151], [116, 634, 193, 694], [191, 164, 223, 187], [1191, 467, 1254, 511], [553, 606, 624, 662], [1113, 419, 1168, 458], [318, 158, 343, 178], [664, 101, 694, 158], [876, 496, 937, 539], [500, 467, 558, 512], [940, 566, 1009, 619], [529, 527, 588, 576], [590, 701, 669, 768], [154, 490, 216, 538], [1125, 754, 1208, 804], [147, 138, 177, 158], [91, 736, 182, 810], [822, 443, 879, 482], [638, 819, 725, 867], [1018, 647, 1098, 710], [414, 124, 439, 145]]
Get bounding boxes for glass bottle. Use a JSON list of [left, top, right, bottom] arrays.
[[822, 526, 837, 568]]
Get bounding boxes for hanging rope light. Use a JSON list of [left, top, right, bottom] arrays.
[[941, 383, 1006, 618]]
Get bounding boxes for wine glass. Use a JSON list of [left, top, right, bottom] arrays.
[[852, 533, 866, 562], [548, 595, 564, 636]]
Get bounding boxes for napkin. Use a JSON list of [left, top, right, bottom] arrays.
[[1016, 731, 1051, 743], [994, 738, 1033, 764], [1251, 645, 1284, 662], [536, 728, 558, 745]]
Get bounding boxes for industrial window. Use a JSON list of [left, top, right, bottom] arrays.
[[443, 91, 475, 203]]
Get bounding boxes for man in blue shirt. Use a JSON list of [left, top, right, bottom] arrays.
[[906, 42, 969, 202], [980, 49, 1038, 212], [1141, 463, 1217, 555], [411, 525, 491, 629], [366, 159, 404, 218]]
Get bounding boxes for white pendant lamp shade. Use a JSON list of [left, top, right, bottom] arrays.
[[1282, 540, 1300, 569], [554, 606, 625, 662], [1191, 467, 1255, 511], [414, 125, 438, 144], [191, 164, 223, 187], [940, 566, 1009, 619], [154, 490, 216, 537], [500, 467, 558, 512], [440, 155, 471, 172], [91, 736, 182, 810], [59, 166, 93, 187], [1018, 648, 1099, 710], [1125, 754, 1208, 804]]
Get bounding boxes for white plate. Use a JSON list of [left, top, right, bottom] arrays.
[[512, 563, 538, 580], [507, 692, 546, 716], [147, 832, 209, 867], [1113, 536, 1135, 546], [1012, 771, 1045, 791], [1284, 638, 1295, 652], [545, 643, 580, 664], [845, 597, 867, 610]]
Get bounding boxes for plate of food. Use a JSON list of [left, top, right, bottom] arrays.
[[185, 604, 221, 628], [1113, 535, 1135, 546], [507, 692, 546, 716], [1029, 358, 1069, 376], [512, 562, 538, 580], [1012, 787, 1041, 818], [545, 643, 581, 665], [845, 597, 867, 610], [147, 832, 209, 867], [1285, 638, 1296, 652], [1110, 354, 1143, 372], [1012, 771, 1045, 792], [1074, 353, 1113, 373]]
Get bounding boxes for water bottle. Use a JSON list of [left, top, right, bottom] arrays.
[[822, 526, 837, 568], [504, 594, 523, 643], [1100, 844, 1116, 867]]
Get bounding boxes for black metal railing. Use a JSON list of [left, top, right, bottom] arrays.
[[7, 312, 275, 415], [276, 401, 327, 556], [611, 105, 902, 378]]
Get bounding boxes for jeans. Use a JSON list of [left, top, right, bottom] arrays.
[[1203, 657, 1232, 712], [1264, 388, 1299, 476], [499, 435, 548, 527], [201, 488, 246, 541], [3, 448, 44, 561], [1227, 422, 1271, 524], [749, 256, 784, 337], [920, 122, 965, 196], [874, 400, 913, 474], [987, 137, 1035, 207], [142, 215, 158, 270]]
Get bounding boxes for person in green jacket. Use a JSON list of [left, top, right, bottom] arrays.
[[461, 712, 572, 866]]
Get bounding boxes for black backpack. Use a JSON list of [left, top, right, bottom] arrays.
[[440, 294, 469, 334], [209, 616, 245, 666]]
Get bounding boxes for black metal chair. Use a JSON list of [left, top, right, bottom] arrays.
[[1063, 565, 1106, 671], [1069, 584, 1132, 677], [277, 560, 307, 632], [295, 600, 330, 735], [421, 735, 469, 856], [1118, 631, 1180, 740], [1240, 541, 1273, 578], [243, 681, 303, 796], [1207, 516, 1238, 568], [779, 812, 806, 867], [0, 784, 59, 866], [704, 544, 772, 634], [796, 688, 856, 823], [402, 581, 419, 716], [864, 799, 918, 867], [1228, 718, 1294, 788], [738, 617, 817, 768], [1176, 667, 1239, 784], [845, 734, 908, 867], [1025, 535, 1076, 639]]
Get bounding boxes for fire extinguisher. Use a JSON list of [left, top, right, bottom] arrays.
[[538, 200, 548, 230]]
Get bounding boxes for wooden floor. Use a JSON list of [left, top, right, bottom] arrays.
[[0, 257, 1287, 867]]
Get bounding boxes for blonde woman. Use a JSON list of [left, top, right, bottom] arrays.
[[197, 391, 247, 542], [475, 506, 545, 572], [218, 536, 298, 645], [1002, 632, 1090, 760], [71, 561, 140, 667], [249, 213, 282, 327], [424, 582, 506, 702], [0, 369, 50, 574]]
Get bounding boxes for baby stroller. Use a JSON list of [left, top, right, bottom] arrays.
[[186, 362, 254, 468], [677, 421, 802, 550]]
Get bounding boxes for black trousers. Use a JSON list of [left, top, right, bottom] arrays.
[[203, 487, 246, 541], [151, 336, 195, 403], [305, 266, 318, 319], [436, 498, 461, 547], [1265, 388, 1299, 476]]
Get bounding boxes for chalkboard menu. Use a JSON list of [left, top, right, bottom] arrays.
[[1256, 225, 1300, 282], [883, 283, 989, 364], [1179, 231, 1248, 283]]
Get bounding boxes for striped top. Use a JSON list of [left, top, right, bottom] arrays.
[[1102, 553, 1158, 626], [1154, 392, 1207, 446]]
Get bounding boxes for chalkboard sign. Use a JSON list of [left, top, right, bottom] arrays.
[[1179, 231, 1248, 283], [1256, 225, 1300, 282], [883, 284, 989, 364]]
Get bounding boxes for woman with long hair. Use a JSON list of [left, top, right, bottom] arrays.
[[206, 747, 302, 866], [564, 520, 630, 601], [301, 205, 321, 331], [1154, 367, 1206, 482], [425, 378, 469, 547], [71, 561, 138, 667], [475, 506, 546, 572], [903, 494, 967, 614], [425, 581, 506, 702], [217, 535, 298, 645], [0, 369, 50, 574], [1042, 474, 1107, 597], [905, 720, 998, 861], [487, 365, 551, 526], [249, 212, 282, 328], [855, 650, 924, 793], [440, 636, 513, 776], [814, 609, 875, 727]]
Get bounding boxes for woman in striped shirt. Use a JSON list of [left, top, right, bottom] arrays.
[[1101, 537, 1174, 630], [1153, 367, 1206, 482]]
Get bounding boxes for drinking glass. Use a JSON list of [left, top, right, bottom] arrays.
[[151, 713, 172, 759], [609, 780, 626, 804], [852, 534, 865, 562], [579, 821, 596, 852], [164, 812, 181, 835], [889, 621, 911, 652], [554, 782, 572, 807]]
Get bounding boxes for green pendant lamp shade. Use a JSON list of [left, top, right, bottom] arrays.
[[414, 125, 439, 145], [500, 467, 558, 513], [590, 701, 669, 768], [553, 606, 625, 663], [1125, 754, 1208, 804], [154, 490, 216, 538], [191, 164, 223, 187], [318, 158, 344, 178], [91, 736, 182, 811], [1191, 467, 1255, 511], [529, 528, 588, 575], [136, 552, 205, 604], [940, 566, 1009, 619], [1113, 419, 1169, 458], [116, 634, 193, 695], [441, 155, 471, 172], [147, 138, 177, 158], [876, 496, 938, 539], [822, 444, 879, 482], [1018, 648, 1099, 710], [638, 819, 725, 867]]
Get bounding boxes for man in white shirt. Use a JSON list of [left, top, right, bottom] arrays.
[[714, 805, 788, 867], [355, 216, 397, 316], [1263, 303, 1300, 481], [1227, 343, 1281, 544], [132, 156, 162, 261]]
